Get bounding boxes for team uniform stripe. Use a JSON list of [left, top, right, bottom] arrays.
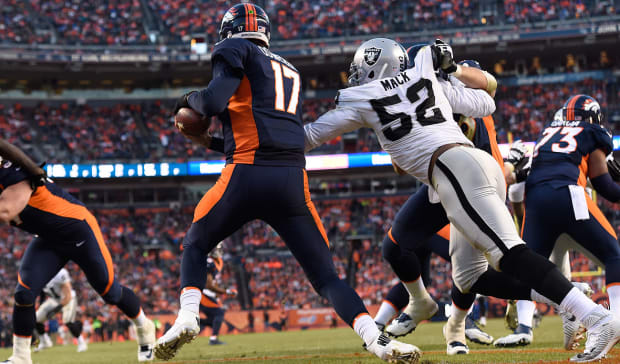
[[567, 95, 579, 121], [244, 4, 250, 32], [249, 4, 256, 31], [435, 159, 509, 253]]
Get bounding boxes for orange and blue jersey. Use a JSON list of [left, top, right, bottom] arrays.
[[526, 120, 613, 189], [201, 256, 224, 308], [211, 37, 305, 167]]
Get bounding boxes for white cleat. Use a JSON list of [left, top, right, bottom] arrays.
[[385, 297, 438, 338], [33, 334, 52, 352], [570, 305, 620, 362], [493, 324, 533, 347], [137, 319, 156, 361], [560, 309, 585, 351], [366, 333, 421, 364], [154, 309, 200, 361], [465, 316, 493, 345], [76, 339, 88, 353], [443, 316, 469, 355], [0, 357, 32, 364]]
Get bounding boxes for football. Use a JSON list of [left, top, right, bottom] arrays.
[[175, 107, 209, 136]]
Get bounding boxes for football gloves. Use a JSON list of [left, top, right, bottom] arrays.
[[431, 39, 458, 74], [506, 140, 530, 183], [173, 91, 196, 115], [607, 157, 620, 182]]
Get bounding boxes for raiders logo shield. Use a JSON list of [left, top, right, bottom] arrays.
[[364, 47, 382, 66]]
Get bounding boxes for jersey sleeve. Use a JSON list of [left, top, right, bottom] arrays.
[[58, 269, 70, 284], [211, 38, 250, 72], [0, 160, 29, 190], [439, 79, 496, 118], [304, 103, 366, 152], [588, 124, 613, 155]]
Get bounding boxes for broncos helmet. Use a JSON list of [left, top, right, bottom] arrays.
[[458, 59, 482, 69], [406, 43, 429, 69], [219, 3, 270, 47], [348, 38, 408, 86], [562, 94, 603, 124]]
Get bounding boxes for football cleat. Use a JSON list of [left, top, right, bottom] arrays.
[[493, 324, 533, 347], [465, 316, 493, 345], [376, 321, 386, 332], [0, 357, 32, 364], [570, 305, 620, 362], [385, 297, 437, 338], [76, 339, 88, 353], [443, 322, 469, 355], [560, 309, 585, 351], [137, 318, 156, 361], [504, 300, 518, 331], [209, 338, 225, 345], [33, 334, 53, 352], [366, 334, 421, 364], [154, 308, 200, 361]]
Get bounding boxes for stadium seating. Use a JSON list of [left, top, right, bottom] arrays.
[[0, 0, 617, 45]]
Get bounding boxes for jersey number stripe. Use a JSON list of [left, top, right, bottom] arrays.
[[533, 126, 583, 156], [271, 60, 300, 115], [370, 78, 446, 141]]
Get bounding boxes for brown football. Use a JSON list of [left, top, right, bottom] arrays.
[[175, 107, 209, 136]]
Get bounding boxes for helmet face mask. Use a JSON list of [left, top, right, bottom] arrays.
[[219, 3, 271, 47], [348, 38, 408, 87]]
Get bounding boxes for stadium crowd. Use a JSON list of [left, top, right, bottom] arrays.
[[1, 0, 618, 45]]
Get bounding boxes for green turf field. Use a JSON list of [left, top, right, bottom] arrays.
[[3, 316, 619, 363]]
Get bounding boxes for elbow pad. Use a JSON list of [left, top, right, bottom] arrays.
[[590, 173, 620, 203]]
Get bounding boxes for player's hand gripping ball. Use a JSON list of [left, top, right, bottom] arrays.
[[175, 107, 210, 136]]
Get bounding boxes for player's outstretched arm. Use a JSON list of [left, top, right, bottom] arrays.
[[304, 106, 365, 152], [589, 149, 620, 202], [0, 180, 32, 223], [0, 139, 47, 188]]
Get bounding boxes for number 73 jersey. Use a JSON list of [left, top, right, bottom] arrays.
[[527, 119, 613, 189], [304, 46, 495, 184]]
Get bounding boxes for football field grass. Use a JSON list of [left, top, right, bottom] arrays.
[[4, 316, 620, 363]]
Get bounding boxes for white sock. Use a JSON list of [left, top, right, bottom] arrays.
[[373, 301, 397, 326], [131, 309, 148, 327], [560, 287, 597, 323], [607, 285, 620, 316], [450, 302, 469, 326], [353, 314, 381, 347], [210, 335, 217, 340], [403, 276, 431, 301], [77, 335, 86, 345], [516, 300, 536, 328], [530, 289, 558, 308], [13, 335, 31, 359], [180, 287, 201, 314]]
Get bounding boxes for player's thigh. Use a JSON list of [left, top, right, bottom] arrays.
[[390, 185, 449, 249], [36, 298, 60, 323], [19, 237, 68, 295], [433, 147, 522, 269], [567, 209, 620, 265], [522, 187, 571, 259], [449, 225, 489, 293], [62, 297, 78, 323], [184, 164, 253, 252]]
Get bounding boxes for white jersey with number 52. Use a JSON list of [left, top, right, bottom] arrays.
[[304, 46, 495, 184]]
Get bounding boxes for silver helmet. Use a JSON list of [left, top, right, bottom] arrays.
[[553, 108, 564, 121], [348, 38, 408, 87]]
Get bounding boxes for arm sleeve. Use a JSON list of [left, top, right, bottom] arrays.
[[440, 80, 496, 117], [187, 61, 242, 118], [590, 173, 620, 203], [590, 125, 613, 155], [209, 137, 225, 153], [304, 105, 366, 152]]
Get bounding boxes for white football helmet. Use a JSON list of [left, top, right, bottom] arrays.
[[553, 108, 564, 121], [348, 38, 408, 87]]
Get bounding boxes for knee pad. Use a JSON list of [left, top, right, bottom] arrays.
[[452, 264, 487, 294], [66, 321, 83, 338], [500, 245, 555, 278], [14, 286, 35, 307], [101, 281, 122, 304]]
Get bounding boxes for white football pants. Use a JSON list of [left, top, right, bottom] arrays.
[[36, 296, 77, 324], [431, 146, 525, 292]]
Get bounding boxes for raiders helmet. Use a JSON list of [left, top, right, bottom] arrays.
[[348, 38, 408, 86]]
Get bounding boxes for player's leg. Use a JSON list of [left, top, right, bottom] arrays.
[[433, 147, 620, 360], [208, 308, 225, 345], [67, 217, 155, 362], [6, 237, 67, 364], [373, 283, 408, 331], [267, 167, 419, 363], [156, 165, 252, 360], [33, 298, 60, 351], [62, 296, 86, 352]]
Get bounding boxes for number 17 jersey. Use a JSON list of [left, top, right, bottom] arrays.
[[527, 119, 613, 189], [212, 37, 305, 167], [304, 46, 495, 184]]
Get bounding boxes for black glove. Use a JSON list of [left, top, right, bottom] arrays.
[[173, 91, 196, 115], [608, 157, 620, 181], [29, 172, 49, 191], [431, 39, 457, 74], [515, 162, 531, 183]]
